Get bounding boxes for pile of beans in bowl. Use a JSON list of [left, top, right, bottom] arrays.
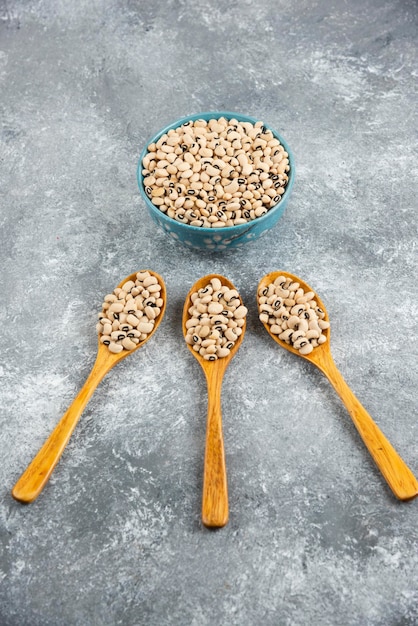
[[141, 117, 290, 228]]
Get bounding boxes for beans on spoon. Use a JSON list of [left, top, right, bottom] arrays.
[[257, 270, 418, 501], [182, 274, 247, 527], [12, 271, 166, 504]]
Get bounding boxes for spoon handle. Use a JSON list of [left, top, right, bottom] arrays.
[[12, 356, 110, 503], [202, 366, 229, 527], [320, 355, 418, 500]]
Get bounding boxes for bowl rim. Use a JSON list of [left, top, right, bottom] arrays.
[[136, 111, 295, 235]]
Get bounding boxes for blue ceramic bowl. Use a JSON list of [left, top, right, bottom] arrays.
[[137, 111, 295, 251]]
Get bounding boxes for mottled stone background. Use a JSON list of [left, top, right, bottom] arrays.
[[1, 0, 418, 624]]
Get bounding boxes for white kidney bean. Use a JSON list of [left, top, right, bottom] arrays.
[[258, 276, 329, 355], [233, 305, 248, 319], [108, 302, 124, 313], [137, 321, 154, 334], [108, 342, 123, 354], [185, 278, 247, 358], [224, 327, 237, 342], [207, 302, 224, 315], [299, 343, 314, 355], [122, 337, 137, 351], [97, 271, 164, 353], [102, 323, 112, 336]]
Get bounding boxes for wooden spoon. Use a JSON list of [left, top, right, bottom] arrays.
[[12, 270, 167, 504], [257, 270, 418, 501], [182, 274, 247, 527]]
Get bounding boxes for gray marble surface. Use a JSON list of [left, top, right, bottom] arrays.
[[1, 0, 418, 624]]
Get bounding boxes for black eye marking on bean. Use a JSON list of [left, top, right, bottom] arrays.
[[193, 335, 199, 342], [226, 342, 234, 350], [103, 340, 110, 345], [273, 196, 281, 203], [187, 189, 195, 195], [113, 313, 119, 320], [145, 186, 152, 195], [237, 178, 245, 184], [208, 356, 216, 361], [243, 210, 251, 219], [208, 196, 215, 201]]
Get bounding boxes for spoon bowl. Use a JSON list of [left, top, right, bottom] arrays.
[[182, 274, 246, 527], [12, 271, 166, 503], [257, 270, 418, 501]]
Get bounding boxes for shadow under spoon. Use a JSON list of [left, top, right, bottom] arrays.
[[182, 274, 246, 527], [257, 270, 418, 501], [12, 270, 167, 504]]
